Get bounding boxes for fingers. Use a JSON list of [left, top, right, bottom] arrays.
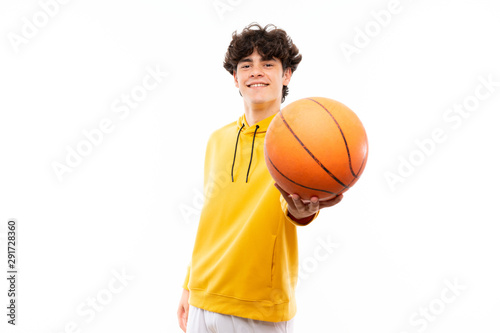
[[274, 183, 320, 214], [178, 289, 190, 332], [177, 308, 186, 332], [292, 193, 320, 211], [319, 194, 344, 209], [178, 306, 188, 332], [309, 196, 320, 212], [273, 182, 289, 198], [274, 183, 345, 212], [183, 311, 188, 332], [290, 193, 307, 211], [274, 183, 295, 207]]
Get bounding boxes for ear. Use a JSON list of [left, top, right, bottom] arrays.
[[233, 70, 239, 88], [282, 67, 292, 86]]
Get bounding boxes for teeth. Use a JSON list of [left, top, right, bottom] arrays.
[[250, 84, 267, 87]]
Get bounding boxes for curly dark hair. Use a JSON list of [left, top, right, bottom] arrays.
[[223, 23, 302, 103]]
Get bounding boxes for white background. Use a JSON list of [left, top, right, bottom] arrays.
[[1, 0, 499, 332]]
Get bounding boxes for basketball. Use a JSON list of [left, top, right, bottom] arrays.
[[264, 97, 368, 201]]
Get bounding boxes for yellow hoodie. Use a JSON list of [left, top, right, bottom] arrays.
[[183, 112, 318, 322]]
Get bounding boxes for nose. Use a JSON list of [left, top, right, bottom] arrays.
[[250, 66, 264, 77]]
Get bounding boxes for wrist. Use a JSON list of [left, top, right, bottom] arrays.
[[287, 210, 315, 225]]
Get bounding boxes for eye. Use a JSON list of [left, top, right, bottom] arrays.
[[240, 64, 250, 69], [265, 63, 274, 67]]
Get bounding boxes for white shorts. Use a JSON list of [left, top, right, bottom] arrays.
[[186, 305, 294, 333]]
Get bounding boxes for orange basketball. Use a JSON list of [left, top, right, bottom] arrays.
[[264, 97, 368, 201]]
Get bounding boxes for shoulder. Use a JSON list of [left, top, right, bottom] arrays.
[[207, 120, 237, 143]]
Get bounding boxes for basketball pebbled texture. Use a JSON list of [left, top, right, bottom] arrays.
[[264, 97, 368, 201]]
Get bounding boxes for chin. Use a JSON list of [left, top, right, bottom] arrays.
[[246, 95, 277, 105], [250, 98, 269, 105]]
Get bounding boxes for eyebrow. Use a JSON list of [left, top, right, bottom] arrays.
[[238, 57, 277, 64]]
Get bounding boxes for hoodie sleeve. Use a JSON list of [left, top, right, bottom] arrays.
[[280, 194, 320, 227]]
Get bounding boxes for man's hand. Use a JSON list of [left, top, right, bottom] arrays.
[[177, 288, 190, 332], [274, 183, 343, 223]]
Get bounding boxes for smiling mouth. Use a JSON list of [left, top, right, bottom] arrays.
[[247, 83, 269, 88]]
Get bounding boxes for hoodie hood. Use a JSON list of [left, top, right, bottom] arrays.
[[236, 113, 276, 135], [231, 113, 277, 183]]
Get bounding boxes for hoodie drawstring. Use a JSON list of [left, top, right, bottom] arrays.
[[246, 125, 259, 183], [231, 123, 260, 183], [231, 123, 244, 182]]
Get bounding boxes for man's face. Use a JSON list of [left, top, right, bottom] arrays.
[[233, 49, 291, 107]]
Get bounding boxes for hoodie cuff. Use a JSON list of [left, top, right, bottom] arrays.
[[280, 195, 319, 227]]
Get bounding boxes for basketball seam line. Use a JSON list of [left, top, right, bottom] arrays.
[[306, 98, 360, 178], [278, 110, 350, 190], [347, 153, 368, 187], [265, 148, 339, 196]]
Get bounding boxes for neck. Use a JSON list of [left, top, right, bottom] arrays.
[[243, 99, 281, 127]]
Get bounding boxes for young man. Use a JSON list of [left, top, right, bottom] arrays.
[[177, 23, 343, 332]]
